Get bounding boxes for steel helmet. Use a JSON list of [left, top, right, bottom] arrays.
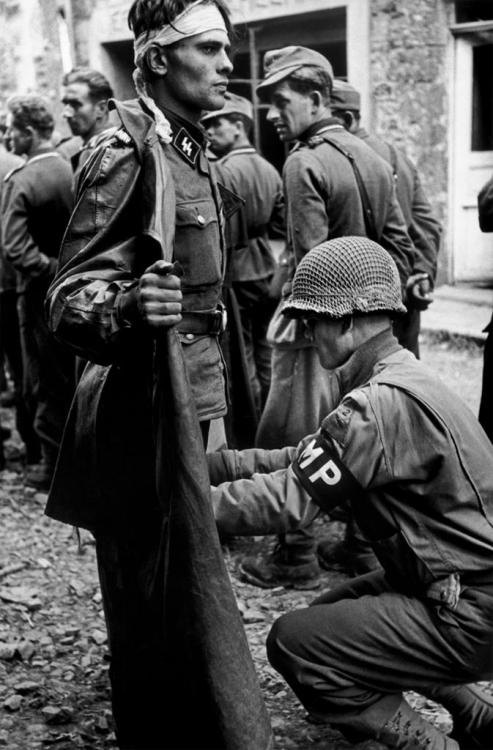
[[282, 236, 406, 318]]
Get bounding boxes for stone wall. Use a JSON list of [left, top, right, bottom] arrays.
[[0, 0, 67, 130], [370, 0, 455, 282]]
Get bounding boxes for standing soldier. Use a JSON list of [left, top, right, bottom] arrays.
[[329, 78, 442, 356], [59, 67, 115, 174], [44, 3, 271, 749], [202, 92, 284, 416], [245, 46, 419, 590], [1, 96, 74, 491]]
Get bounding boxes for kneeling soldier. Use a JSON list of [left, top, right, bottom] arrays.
[[209, 236, 493, 750]]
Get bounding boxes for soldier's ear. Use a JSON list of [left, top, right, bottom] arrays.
[[146, 45, 168, 77], [310, 90, 323, 113]]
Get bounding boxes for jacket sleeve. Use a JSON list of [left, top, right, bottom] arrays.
[[212, 465, 320, 537], [269, 174, 286, 240], [46, 139, 151, 365], [407, 165, 442, 283], [380, 185, 416, 289], [478, 175, 493, 232], [284, 151, 329, 258], [1, 179, 55, 279], [207, 446, 296, 486]]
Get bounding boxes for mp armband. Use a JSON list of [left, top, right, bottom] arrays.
[[292, 432, 362, 511]]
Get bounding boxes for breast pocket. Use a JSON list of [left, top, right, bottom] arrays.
[[175, 199, 222, 287]]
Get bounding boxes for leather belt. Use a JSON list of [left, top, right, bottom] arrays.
[[177, 305, 227, 336]]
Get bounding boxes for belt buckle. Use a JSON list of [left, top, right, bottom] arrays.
[[219, 303, 227, 334]]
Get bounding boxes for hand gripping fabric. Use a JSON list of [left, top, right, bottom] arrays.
[[282, 236, 407, 318]]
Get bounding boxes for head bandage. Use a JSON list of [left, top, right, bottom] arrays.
[[133, 1, 228, 68]]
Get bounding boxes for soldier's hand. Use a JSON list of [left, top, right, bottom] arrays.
[[406, 273, 433, 311], [138, 260, 183, 329]]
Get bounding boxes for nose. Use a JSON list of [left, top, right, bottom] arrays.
[[266, 104, 279, 122], [219, 48, 233, 75], [62, 104, 74, 119]]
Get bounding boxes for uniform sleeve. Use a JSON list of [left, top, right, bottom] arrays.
[[46, 140, 150, 365], [207, 446, 296, 485], [1, 178, 55, 279], [478, 174, 493, 232], [269, 174, 285, 239], [379, 185, 416, 288], [406, 164, 442, 283], [212, 465, 320, 537], [284, 151, 329, 257]]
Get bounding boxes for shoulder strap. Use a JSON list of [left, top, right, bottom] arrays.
[[319, 134, 380, 242]]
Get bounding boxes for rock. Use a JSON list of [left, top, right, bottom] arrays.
[[91, 629, 107, 645], [14, 681, 40, 695], [0, 643, 16, 660], [41, 705, 74, 725], [16, 640, 35, 660], [242, 608, 266, 623], [0, 585, 41, 610], [0, 730, 8, 746], [3, 694, 22, 711]]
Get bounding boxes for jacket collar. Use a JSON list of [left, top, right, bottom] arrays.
[[299, 117, 344, 143], [335, 328, 402, 397]]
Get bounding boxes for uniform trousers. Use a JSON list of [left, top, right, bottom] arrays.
[[17, 283, 73, 468], [233, 278, 277, 413], [267, 571, 493, 737]]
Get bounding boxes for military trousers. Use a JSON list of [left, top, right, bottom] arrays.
[[267, 571, 493, 735], [17, 284, 74, 468]]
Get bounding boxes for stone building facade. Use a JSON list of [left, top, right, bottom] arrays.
[[1, 0, 492, 285]]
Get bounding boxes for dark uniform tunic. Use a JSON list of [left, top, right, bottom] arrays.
[[214, 145, 284, 410], [210, 329, 493, 734], [45, 98, 228, 749], [1, 147, 74, 469]]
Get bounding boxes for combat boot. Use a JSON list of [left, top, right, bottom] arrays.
[[240, 543, 321, 590], [377, 698, 459, 749], [423, 683, 493, 748]]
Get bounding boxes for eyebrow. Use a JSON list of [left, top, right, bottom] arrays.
[[62, 97, 83, 106]]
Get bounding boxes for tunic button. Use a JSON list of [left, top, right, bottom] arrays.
[[197, 214, 206, 226], [185, 333, 194, 340]]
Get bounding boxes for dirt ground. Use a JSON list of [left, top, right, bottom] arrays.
[[0, 334, 490, 750]]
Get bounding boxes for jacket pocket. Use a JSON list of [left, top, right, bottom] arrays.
[[175, 199, 222, 287]]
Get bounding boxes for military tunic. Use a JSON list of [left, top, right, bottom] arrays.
[[214, 146, 284, 412], [1, 148, 74, 469]]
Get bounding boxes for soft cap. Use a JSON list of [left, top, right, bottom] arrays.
[[256, 46, 333, 95], [282, 236, 406, 319], [201, 92, 253, 125], [331, 79, 361, 111]]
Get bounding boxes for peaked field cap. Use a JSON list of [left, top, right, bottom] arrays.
[[331, 79, 361, 111], [256, 46, 334, 94], [201, 92, 253, 125], [282, 236, 406, 319]]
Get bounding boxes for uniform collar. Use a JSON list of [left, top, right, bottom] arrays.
[[163, 107, 206, 168], [299, 117, 343, 143], [335, 328, 402, 397], [221, 146, 256, 161]]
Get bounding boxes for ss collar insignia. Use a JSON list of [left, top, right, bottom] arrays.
[[172, 128, 201, 166]]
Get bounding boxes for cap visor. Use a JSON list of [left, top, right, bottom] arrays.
[[256, 64, 302, 94]]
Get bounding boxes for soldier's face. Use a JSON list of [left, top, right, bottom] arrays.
[[61, 82, 102, 140], [266, 82, 315, 142], [6, 114, 31, 156], [205, 116, 237, 156], [303, 316, 354, 370], [161, 30, 233, 121]]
